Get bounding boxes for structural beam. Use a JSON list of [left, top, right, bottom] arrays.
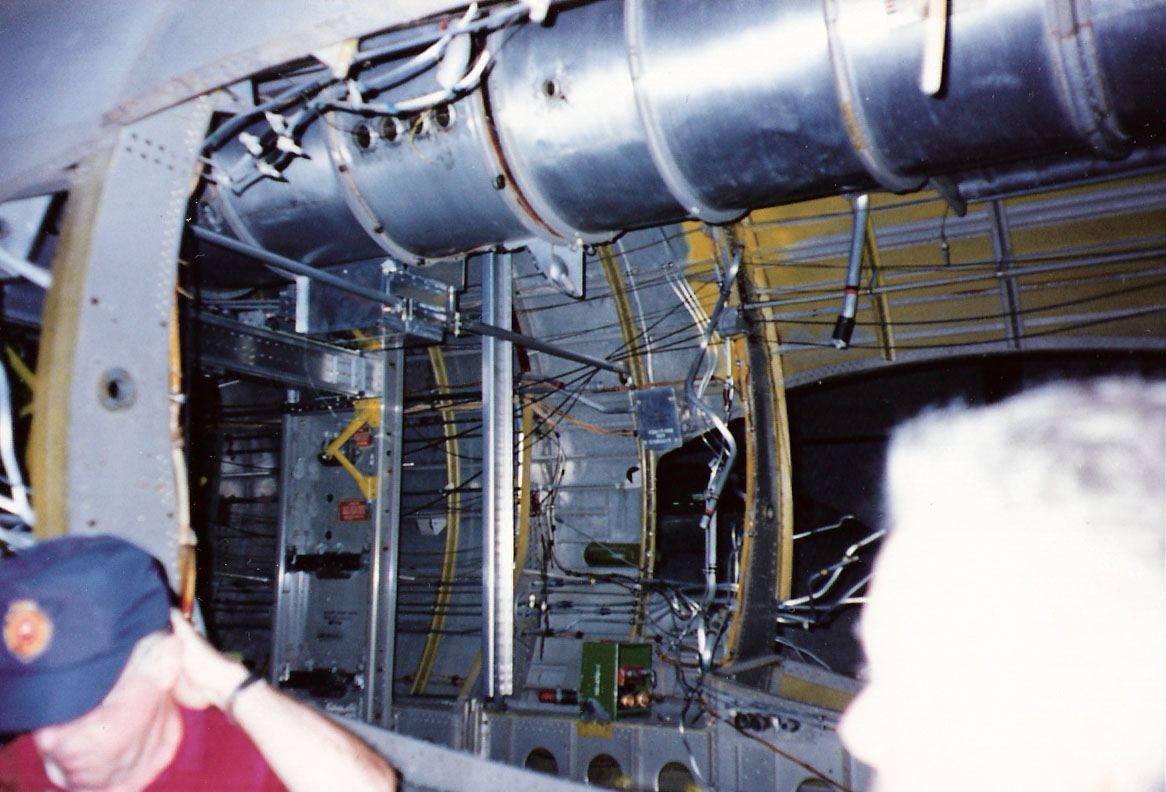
[[481, 252, 514, 699], [190, 227, 625, 377], [197, 312, 382, 396], [369, 345, 405, 725]]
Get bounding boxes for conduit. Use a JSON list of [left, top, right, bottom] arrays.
[[831, 194, 870, 350], [684, 245, 741, 631]]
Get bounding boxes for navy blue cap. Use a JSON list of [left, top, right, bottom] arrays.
[[0, 535, 172, 732]]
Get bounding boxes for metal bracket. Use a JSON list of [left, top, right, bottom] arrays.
[[293, 257, 454, 342], [320, 397, 381, 500], [527, 238, 585, 298], [381, 260, 457, 341], [197, 312, 382, 396]]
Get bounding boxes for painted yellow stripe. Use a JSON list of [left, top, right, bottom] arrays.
[[777, 674, 855, 712], [411, 346, 462, 695], [725, 333, 753, 661], [598, 244, 658, 641]]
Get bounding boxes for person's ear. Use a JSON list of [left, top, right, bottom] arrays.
[[141, 633, 183, 691]]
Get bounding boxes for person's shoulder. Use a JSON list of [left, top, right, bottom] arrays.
[[163, 707, 287, 792], [0, 734, 37, 766], [0, 734, 56, 790]]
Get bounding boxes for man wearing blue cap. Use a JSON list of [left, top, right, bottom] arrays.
[[0, 535, 398, 792]]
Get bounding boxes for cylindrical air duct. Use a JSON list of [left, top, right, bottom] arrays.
[[204, 0, 1166, 269]]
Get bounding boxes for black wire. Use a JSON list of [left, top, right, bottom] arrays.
[[749, 276, 1166, 329], [742, 243, 1164, 277], [775, 304, 1166, 353], [399, 470, 484, 518]]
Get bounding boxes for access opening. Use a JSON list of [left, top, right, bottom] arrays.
[[524, 747, 559, 776]]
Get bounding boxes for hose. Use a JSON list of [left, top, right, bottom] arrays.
[[683, 245, 742, 667]]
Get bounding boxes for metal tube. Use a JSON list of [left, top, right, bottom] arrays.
[[190, 226, 394, 304], [194, 226, 627, 377], [205, 0, 1166, 268], [683, 246, 741, 622], [463, 319, 626, 378], [0, 246, 51, 289], [832, 193, 870, 349], [481, 251, 514, 699]]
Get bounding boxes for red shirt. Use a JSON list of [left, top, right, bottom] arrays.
[[0, 706, 287, 791]]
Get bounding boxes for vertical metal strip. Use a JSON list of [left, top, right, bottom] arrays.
[[725, 333, 754, 664], [271, 413, 306, 685], [768, 332, 796, 604], [369, 345, 405, 725], [863, 216, 897, 362], [481, 251, 514, 698], [30, 98, 212, 584], [988, 199, 1025, 348], [453, 397, 528, 701], [723, 243, 796, 679]]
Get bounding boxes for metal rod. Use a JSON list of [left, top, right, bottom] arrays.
[[481, 251, 514, 699], [863, 216, 897, 362], [463, 318, 626, 377], [191, 226, 396, 305], [988, 199, 1025, 348], [832, 193, 870, 349], [192, 226, 626, 377]]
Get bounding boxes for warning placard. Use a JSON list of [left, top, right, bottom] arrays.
[[338, 498, 370, 522], [353, 425, 373, 448]]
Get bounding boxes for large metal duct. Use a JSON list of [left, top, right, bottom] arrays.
[[204, 0, 1166, 268]]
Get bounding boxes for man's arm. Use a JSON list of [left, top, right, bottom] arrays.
[[168, 611, 398, 792]]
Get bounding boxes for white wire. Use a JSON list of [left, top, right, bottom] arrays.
[[337, 36, 450, 111], [694, 338, 719, 401], [0, 525, 35, 549], [664, 260, 712, 339], [775, 612, 814, 627], [833, 573, 871, 604], [780, 529, 885, 608], [391, 48, 492, 113], [0, 361, 34, 526], [781, 566, 845, 608], [334, 18, 492, 117], [793, 513, 855, 540], [0, 246, 52, 289], [774, 636, 834, 671]]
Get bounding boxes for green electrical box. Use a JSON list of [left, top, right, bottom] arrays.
[[579, 641, 653, 720]]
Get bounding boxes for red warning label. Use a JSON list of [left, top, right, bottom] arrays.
[[353, 425, 373, 448], [338, 498, 370, 522]]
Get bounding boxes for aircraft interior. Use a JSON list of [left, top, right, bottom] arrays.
[[1, 1, 1164, 790]]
